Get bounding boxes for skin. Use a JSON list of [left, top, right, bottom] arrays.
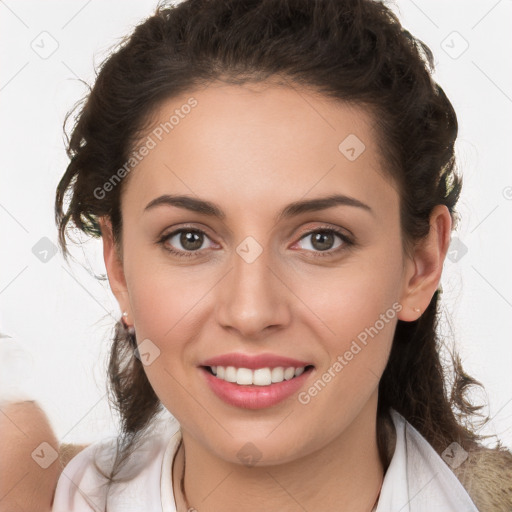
[[0, 401, 87, 512], [96, 81, 451, 512]]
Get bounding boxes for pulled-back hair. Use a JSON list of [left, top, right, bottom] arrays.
[[55, 0, 504, 503]]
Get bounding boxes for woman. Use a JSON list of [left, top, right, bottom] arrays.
[[2, 0, 511, 510]]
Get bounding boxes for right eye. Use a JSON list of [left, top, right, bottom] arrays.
[[158, 228, 217, 258]]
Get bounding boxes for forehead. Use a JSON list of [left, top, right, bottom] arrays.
[[122, 82, 398, 221]]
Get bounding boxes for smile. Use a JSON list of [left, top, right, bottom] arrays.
[[205, 365, 313, 385], [200, 365, 315, 409]]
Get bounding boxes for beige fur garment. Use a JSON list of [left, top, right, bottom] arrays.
[[453, 447, 512, 512]]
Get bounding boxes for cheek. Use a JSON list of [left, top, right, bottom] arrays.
[[125, 266, 203, 411], [126, 256, 208, 338], [301, 255, 402, 337], [281, 261, 401, 458], [294, 243, 403, 377], [124, 260, 216, 385]]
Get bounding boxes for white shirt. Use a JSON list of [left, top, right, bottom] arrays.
[[52, 408, 480, 511]]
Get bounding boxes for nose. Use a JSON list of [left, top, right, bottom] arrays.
[[214, 243, 292, 339]]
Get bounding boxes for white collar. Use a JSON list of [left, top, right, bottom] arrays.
[[375, 408, 479, 511], [160, 408, 479, 511]]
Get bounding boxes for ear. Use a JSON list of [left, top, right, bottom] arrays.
[[98, 216, 131, 319], [397, 204, 452, 322]]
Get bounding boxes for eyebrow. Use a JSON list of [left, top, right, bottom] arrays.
[[144, 193, 373, 221]]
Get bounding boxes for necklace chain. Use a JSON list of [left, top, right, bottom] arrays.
[[176, 439, 383, 512]]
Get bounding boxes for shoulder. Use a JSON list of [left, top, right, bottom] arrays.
[[52, 416, 180, 512], [52, 434, 123, 511], [386, 408, 512, 511], [452, 445, 512, 512]]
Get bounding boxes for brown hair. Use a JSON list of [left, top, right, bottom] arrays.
[[55, 0, 504, 503]]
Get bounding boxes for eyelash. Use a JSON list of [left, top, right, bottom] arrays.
[[157, 225, 354, 259]]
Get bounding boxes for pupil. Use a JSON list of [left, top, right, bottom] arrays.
[[312, 231, 333, 251], [181, 231, 202, 250]]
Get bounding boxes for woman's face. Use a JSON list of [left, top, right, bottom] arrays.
[[104, 81, 421, 465]]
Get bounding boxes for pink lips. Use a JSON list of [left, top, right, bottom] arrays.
[[198, 352, 315, 409], [200, 352, 313, 370], [200, 366, 314, 409]]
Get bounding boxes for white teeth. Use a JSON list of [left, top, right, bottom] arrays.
[[284, 367, 295, 380], [271, 367, 283, 383], [253, 368, 271, 386], [225, 366, 237, 383], [208, 365, 308, 385], [236, 368, 253, 385]]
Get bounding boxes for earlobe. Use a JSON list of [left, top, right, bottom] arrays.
[[98, 216, 130, 316], [397, 205, 452, 322]]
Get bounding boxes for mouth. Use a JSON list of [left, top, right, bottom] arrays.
[[201, 364, 315, 386], [199, 363, 315, 409]]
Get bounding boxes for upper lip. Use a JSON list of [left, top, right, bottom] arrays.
[[200, 352, 314, 370]]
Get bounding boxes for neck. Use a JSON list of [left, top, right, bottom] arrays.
[[173, 394, 386, 512]]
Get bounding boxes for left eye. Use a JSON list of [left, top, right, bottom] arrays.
[[295, 229, 349, 255]]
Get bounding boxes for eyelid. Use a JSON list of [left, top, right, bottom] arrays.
[[158, 223, 217, 243], [294, 222, 354, 241]]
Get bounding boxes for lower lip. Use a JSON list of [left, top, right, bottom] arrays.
[[200, 366, 314, 409]]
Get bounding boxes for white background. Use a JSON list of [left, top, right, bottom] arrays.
[[1, 0, 511, 449]]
